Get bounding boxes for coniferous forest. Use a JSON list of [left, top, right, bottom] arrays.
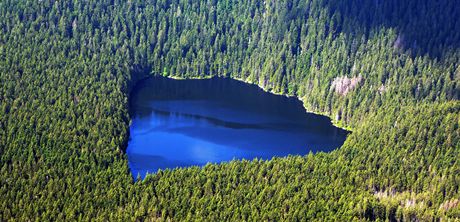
[[0, 0, 459, 220]]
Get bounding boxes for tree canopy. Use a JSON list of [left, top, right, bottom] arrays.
[[0, 0, 459, 220]]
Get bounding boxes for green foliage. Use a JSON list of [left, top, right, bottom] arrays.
[[0, 0, 459, 220]]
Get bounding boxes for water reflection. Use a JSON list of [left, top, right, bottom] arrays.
[[127, 77, 349, 178]]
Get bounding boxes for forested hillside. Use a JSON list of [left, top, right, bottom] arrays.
[[0, 0, 459, 220]]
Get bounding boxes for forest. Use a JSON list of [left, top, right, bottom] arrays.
[[0, 0, 459, 220]]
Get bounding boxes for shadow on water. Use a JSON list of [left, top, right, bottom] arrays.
[[127, 76, 350, 178]]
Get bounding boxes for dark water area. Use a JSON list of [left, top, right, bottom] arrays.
[[127, 76, 349, 178]]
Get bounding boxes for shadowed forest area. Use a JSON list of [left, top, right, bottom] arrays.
[[325, 0, 460, 58]]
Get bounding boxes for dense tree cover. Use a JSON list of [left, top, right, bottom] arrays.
[[0, 0, 459, 220]]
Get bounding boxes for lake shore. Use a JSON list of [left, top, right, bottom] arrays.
[[163, 74, 353, 132]]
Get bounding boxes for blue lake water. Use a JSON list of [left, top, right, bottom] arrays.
[[127, 77, 349, 178]]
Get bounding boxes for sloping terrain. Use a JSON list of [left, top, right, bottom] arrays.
[[0, 0, 459, 220]]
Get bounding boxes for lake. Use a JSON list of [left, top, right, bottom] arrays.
[[127, 76, 349, 178]]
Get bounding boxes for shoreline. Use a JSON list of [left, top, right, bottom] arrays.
[[163, 74, 353, 132]]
